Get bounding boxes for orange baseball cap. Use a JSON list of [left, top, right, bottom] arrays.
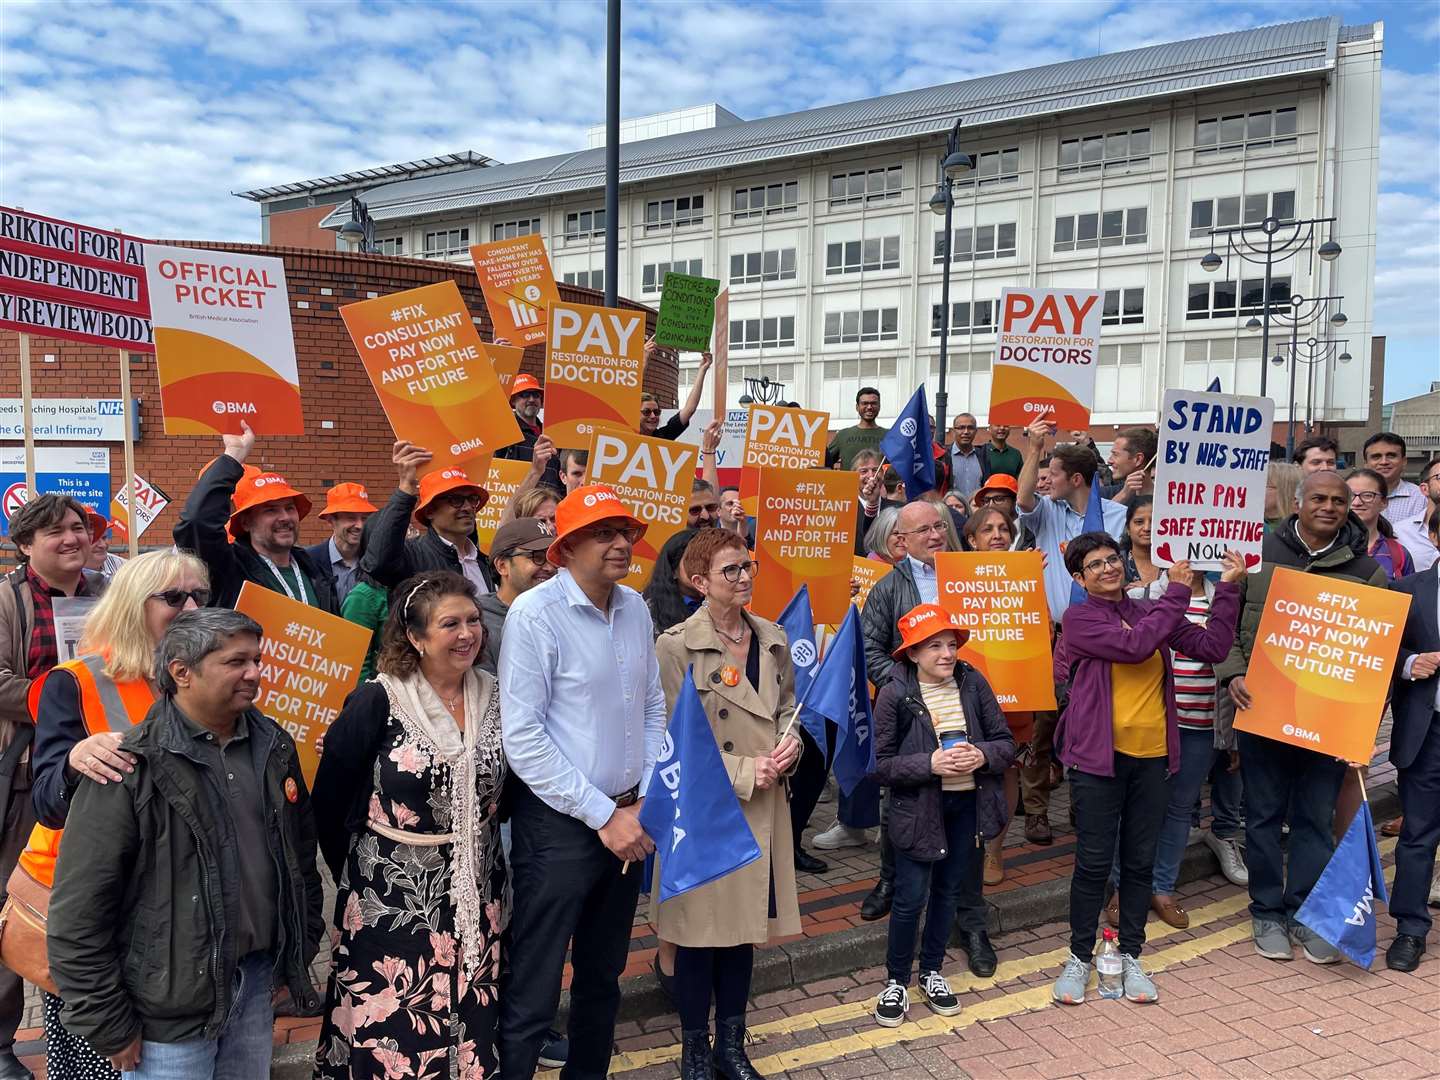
[[226, 472, 311, 538], [891, 603, 969, 660], [414, 467, 488, 524], [509, 373, 543, 399], [547, 483, 646, 565], [198, 456, 262, 484], [319, 482, 378, 519], [976, 473, 1019, 498]]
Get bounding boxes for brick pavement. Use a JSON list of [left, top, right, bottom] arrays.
[[14, 728, 1415, 1076]]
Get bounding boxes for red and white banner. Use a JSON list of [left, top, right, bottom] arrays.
[[0, 206, 153, 350]]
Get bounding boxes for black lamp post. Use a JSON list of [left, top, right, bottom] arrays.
[[339, 197, 378, 254], [738, 376, 786, 406], [1267, 291, 1351, 458], [1200, 214, 1340, 398], [927, 118, 975, 436]]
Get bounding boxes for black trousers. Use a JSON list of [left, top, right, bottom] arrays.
[[1068, 754, 1169, 961], [1393, 713, 1440, 939], [0, 763, 35, 1054], [673, 944, 753, 1031], [499, 783, 642, 1080], [788, 724, 832, 851]]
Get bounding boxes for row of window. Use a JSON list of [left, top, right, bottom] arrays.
[[1186, 275, 1291, 319], [933, 223, 1018, 262], [640, 259, 703, 294], [1054, 207, 1148, 251], [823, 308, 900, 344], [562, 269, 605, 291], [1190, 190, 1296, 237]]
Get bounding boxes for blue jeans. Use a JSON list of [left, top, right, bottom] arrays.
[[124, 951, 274, 1080], [1208, 754, 1242, 839], [1237, 730, 1346, 922], [1152, 728, 1221, 895], [885, 791, 978, 983]]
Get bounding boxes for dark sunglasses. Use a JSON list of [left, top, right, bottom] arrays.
[[499, 549, 550, 565], [150, 588, 211, 609]]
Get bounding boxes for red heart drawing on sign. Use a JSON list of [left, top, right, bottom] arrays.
[[1155, 542, 1173, 563], [1243, 552, 1261, 569]]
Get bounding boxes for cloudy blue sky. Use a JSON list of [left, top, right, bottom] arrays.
[[3, 0, 1436, 401]]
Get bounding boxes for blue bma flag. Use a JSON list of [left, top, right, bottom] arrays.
[[777, 586, 826, 749], [1069, 471, 1107, 607], [1294, 799, 1390, 968], [638, 668, 762, 903], [803, 606, 875, 796], [880, 385, 935, 500]]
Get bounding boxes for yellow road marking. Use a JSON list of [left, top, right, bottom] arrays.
[[606, 837, 1398, 1075]]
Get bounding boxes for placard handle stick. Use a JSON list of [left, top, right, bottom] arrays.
[[118, 349, 139, 557], [18, 333, 35, 495], [1355, 765, 1369, 803]]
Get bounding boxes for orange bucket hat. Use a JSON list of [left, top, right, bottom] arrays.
[[509, 373, 543, 400], [547, 484, 646, 565], [81, 506, 108, 543], [891, 603, 970, 660], [414, 467, 488, 524], [318, 482, 378, 519], [975, 473, 1019, 498], [227, 472, 311, 538]]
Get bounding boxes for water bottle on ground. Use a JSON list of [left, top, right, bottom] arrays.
[[1096, 927, 1123, 999]]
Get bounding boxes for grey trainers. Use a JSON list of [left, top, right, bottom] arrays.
[[1290, 922, 1341, 965], [1051, 953, 1091, 1005], [1121, 954, 1159, 1003], [1204, 832, 1249, 886], [1253, 917, 1293, 960]]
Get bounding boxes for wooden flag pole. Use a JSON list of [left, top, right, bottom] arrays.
[[18, 333, 36, 496], [117, 349, 139, 557]]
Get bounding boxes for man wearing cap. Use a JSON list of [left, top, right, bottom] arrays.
[[478, 516, 556, 675], [175, 423, 340, 614], [498, 484, 666, 1079], [176, 426, 426, 613], [304, 482, 378, 606], [496, 373, 565, 492], [360, 456, 497, 597]]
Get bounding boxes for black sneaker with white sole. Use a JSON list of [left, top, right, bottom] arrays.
[[873, 979, 909, 1027], [918, 970, 961, 1016], [537, 1029, 568, 1069]]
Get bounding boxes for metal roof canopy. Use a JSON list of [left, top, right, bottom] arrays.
[[236, 152, 496, 202], [320, 17, 1352, 228]]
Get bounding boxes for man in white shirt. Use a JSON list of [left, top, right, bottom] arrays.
[[1366, 432, 1438, 572], [1016, 417, 1128, 625], [498, 484, 666, 1079]]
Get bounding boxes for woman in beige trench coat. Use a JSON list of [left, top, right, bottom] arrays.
[[655, 528, 803, 1080]]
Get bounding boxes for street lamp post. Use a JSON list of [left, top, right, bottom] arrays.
[[927, 118, 974, 436], [1269, 294, 1348, 459], [738, 376, 786, 406], [339, 197, 377, 254], [1200, 215, 1341, 398]]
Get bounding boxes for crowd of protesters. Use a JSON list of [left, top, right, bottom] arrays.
[[0, 366, 1435, 1080]]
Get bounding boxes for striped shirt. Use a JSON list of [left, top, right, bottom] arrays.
[[1128, 576, 1216, 730], [919, 680, 975, 792]]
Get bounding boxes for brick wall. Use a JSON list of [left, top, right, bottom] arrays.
[[266, 205, 344, 250], [0, 242, 670, 548]]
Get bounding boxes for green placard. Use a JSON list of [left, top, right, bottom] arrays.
[[653, 272, 722, 352]]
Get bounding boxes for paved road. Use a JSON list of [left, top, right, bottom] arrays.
[[601, 838, 1437, 1080]]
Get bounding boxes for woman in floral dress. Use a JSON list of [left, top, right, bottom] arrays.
[[312, 571, 509, 1079]]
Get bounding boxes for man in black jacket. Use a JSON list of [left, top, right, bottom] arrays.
[[494, 373, 564, 492], [48, 609, 322, 1078], [1386, 506, 1440, 971], [1217, 470, 1387, 965], [176, 424, 429, 613], [362, 459, 496, 594]]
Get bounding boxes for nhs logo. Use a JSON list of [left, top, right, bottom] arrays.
[[98, 400, 124, 415]]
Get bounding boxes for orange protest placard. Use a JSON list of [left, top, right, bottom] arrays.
[[545, 301, 646, 450], [1235, 568, 1410, 763], [851, 555, 890, 610], [587, 427, 696, 590], [341, 281, 521, 473], [235, 583, 371, 786], [738, 404, 829, 517], [472, 457, 534, 552], [935, 551, 1056, 711], [753, 467, 858, 625], [469, 235, 561, 346], [489, 342, 524, 397]]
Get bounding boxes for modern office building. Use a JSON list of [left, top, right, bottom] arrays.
[[290, 16, 1381, 432]]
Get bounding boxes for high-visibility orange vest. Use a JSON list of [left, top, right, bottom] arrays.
[[18, 654, 154, 887]]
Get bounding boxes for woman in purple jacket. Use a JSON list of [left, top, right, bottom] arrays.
[[1050, 532, 1244, 1007]]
